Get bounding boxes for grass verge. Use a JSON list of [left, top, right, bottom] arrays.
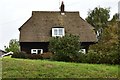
[[2, 57, 119, 78]]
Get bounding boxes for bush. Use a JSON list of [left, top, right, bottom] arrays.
[[85, 50, 101, 64], [85, 50, 119, 64], [12, 51, 27, 58], [105, 50, 119, 64], [5, 39, 20, 53], [26, 54, 43, 59], [12, 51, 43, 59], [87, 21, 119, 64], [50, 51, 71, 62], [41, 52, 53, 59], [49, 34, 82, 62]]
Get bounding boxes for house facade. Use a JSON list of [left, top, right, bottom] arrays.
[[19, 2, 98, 54]]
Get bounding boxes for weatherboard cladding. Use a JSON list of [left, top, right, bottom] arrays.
[[19, 11, 97, 42]]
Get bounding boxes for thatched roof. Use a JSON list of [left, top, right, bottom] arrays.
[[19, 11, 97, 42]]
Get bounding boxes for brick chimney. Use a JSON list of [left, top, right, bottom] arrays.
[[60, 1, 65, 13]]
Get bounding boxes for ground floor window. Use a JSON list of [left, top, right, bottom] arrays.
[[79, 49, 86, 54], [31, 49, 43, 54]]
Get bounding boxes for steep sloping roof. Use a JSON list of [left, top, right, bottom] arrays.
[[19, 11, 97, 42]]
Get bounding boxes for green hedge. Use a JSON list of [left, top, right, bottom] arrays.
[[11, 50, 119, 64], [84, 50, 119, 64], [12, 51, 43, 59], [11, 51, 27, 59], [12, 51, 53, 59]]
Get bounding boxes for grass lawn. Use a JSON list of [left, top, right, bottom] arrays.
[[2, 56, 119, 79]]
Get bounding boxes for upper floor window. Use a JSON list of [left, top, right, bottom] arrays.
[[52, 28, 65, 37]]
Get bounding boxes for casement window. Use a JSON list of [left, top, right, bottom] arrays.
[[79, 49, 86, 54], [52, 28, 65, 37], [31, 49, 43, 54], [31, 49, 37, 54]]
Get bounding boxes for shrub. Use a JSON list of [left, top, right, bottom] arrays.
[[85, 50, 100, 64], [87, 21, 119, 64], [85, 50, 119, 64], [4, 39, 20, 53], [12, 51, 27, 59], [50, 51, 71, 62], [105, 50, 119, 64], [41, 52, 53, 59], [12, 51, 43, 59], [49, 34, 82, 62], [26, 54, 43, 59]]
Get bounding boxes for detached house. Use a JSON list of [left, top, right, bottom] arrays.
[[19, 2, 97, 54]]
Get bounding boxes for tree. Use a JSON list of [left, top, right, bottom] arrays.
[[110, 13, 119, 22], [4, 39, 20, 53], [49, 34, 82, 62], [86, 7, 110, 31], [88, 18, 119, 64]]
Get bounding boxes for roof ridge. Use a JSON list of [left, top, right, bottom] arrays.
[[32, 11, 79, 13]]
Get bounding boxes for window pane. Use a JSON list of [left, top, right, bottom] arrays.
[[31, 49, 37, 54], [59, 29, 63, 35], [54, 29, 57, 35], [33, 50, 36, 52]]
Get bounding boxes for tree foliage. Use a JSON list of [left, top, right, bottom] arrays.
[[4, 39, 20, 53], [88, 16, 119, 64], [49, 34, 82, 62], [86, 7, 110, 30], [110, 13, 119, 22]]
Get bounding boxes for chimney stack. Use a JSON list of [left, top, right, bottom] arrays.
[[60, 1, 65, 13]]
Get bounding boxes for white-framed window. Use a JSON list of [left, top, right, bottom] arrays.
[[79, 49, 86, 54], [52, 28, 65, 37], [31, 49, 43, 54], [31, 49, 37, 54]]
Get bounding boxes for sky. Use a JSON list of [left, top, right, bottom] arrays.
[[0, 0, 119, 50]]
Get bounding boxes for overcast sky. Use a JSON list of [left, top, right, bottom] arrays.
[[0, 0, 119, 50]]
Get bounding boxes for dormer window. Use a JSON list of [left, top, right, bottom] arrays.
[[52, 28, 65, 37]]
